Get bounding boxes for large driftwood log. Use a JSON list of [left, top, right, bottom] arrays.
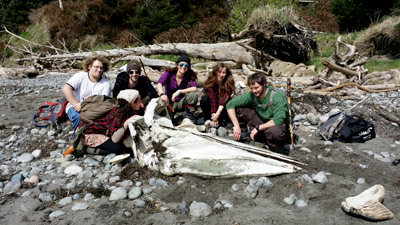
[[15, 40, 255, 68]]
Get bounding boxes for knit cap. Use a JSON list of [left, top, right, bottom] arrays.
[[126, 60, 141, 74], [176, 55, 191, 67]]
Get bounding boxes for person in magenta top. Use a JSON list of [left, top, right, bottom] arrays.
[[157, 55, 199, 124]]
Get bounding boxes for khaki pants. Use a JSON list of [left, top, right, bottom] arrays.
[[165, 92, 198, 120]]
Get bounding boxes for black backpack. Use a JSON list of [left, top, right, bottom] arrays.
[[338, 115, 376, 143], [319, 113, 375, 143]]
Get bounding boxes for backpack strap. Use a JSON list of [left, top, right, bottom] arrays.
[[253, 88, 276, 109]]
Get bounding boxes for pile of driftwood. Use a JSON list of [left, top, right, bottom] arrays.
[[2, 26, 399, 96]]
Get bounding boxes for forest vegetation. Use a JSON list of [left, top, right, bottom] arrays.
[[1, 0, 400, 72]]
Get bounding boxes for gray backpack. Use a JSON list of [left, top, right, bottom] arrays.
[[319, 113, 346, 141]]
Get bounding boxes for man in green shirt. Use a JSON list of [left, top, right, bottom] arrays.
[[226, 72, 290, 153]]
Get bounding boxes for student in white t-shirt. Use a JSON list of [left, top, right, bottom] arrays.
[[62, 55, 111, 136]]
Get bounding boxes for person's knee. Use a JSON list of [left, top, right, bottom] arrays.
[[185, 92, 198, 106]]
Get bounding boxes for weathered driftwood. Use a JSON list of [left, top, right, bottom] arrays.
[[14, 40, 255, 68], [304, 83, 400, 94], [323, 60, 360, 78], [324, 36, 368, 79]]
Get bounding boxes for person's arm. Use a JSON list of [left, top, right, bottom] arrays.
[[101, 80, 112, 97], [62, 84, 81, 112], [111, 127, 126, 143], [113, 72, 128, 98], [157, 83, 168, 103], [227, 108, 241, 141]]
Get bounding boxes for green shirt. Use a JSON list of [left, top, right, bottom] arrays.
[[226, 86, 289, 126]]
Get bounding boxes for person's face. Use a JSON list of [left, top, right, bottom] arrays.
[[129, 69, 140, 82], [177, 61, 189, 74], [131, 95, 142, 111], [216, 67, 227, 82], [249, 82, 265, 97], [88, 60, 104, 80]]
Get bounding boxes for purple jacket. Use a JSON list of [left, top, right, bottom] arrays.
[[158, 70, 198, 102]]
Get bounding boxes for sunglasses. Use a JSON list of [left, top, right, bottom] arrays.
[[179, 63, 189, 69], [129, 70, 139, 75]]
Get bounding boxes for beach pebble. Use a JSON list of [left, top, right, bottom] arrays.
[[84, 193, 95, 201], [357, 177, 365, 184], [21, 190, 33, 197], [232, 184, 239, 192], [142, 187, 153, 194], [133, 199, 146, 207], [284, 194, 296, 205], [362, 150, 374, 156], [189, 202, 212, 217], [109, 187, 127, 201], [28, 175, 39, 184], [380, 152, 390, 158], [31, 149, 41, 158], [59, 197, 72, 206], [299, 147, 312, 153], [20, 198, 42, 212], [38, 192, 52, 203], [256, 177, 273, 190], [312, 171, 328, 183], [11, 173, 25, 182], [17, 153, 34, 163], [30, 128, 40, 135], [72, 202, 89, 211], [306, 113, 319, 125], [217, 127, 228, 137], [49, 210, 65, 218], [301, 174, 314, 184], [359, 164, 368, 169], [4, 180, 21, 194], [295, 199, 308, 208], [220, 199, 233, 208], [128, 187, 142, 199], [64, 165, 83, 175], [8, 135, 17, 142], [244, 184, 258, 199]]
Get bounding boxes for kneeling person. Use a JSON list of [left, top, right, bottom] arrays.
[[226, 72, 290, 153], [79, 89, 143, 155]]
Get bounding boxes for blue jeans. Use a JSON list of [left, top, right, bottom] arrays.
[[67, 107, 81, 138]]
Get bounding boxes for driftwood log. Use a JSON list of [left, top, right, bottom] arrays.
[[13, 40, 255, 69], [323, 36, 368, 79]]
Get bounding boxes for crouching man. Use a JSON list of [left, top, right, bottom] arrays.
[[226, 72, 290, 154]]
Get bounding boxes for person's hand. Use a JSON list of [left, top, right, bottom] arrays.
[[250, 128, 258, 141], [73, 103, 81, 112], [233, 125, 241, 141], [124, 115, 139, 129], [160, 94, 169, 103], [172, 90, 182, 102], [211, 112, 219, 121], [210, 120, 219, 127]]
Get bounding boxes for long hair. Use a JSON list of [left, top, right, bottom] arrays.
[[115, 98, 134, 122], [165, 66, 197, 81], [203, 63, 235, 97]]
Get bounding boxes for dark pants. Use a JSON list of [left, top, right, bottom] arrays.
[[94, 139, 130, 156], [200, 95, 231, 124], [236, 108, 287, 148]]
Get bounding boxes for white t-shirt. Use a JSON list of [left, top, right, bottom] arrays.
[[65, 71, 111, 113]]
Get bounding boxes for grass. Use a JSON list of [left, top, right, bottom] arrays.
[[364, 58, 400, 72]]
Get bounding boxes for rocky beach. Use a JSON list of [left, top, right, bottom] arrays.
[[0, 72, 399, 225]]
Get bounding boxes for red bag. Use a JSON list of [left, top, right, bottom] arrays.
[[32, 97, 68, 128]]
